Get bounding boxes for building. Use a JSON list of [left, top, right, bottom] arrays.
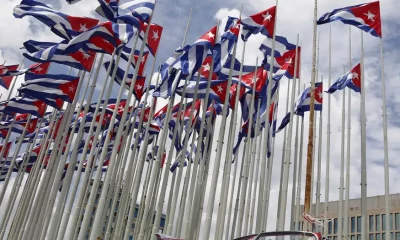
[[296, 193, 400, 240]]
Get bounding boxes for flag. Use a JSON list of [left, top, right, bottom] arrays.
[[23, 40, 96, 71], [95, 0, 119, 20], [119, 0, 155, 22], [141, 23, 163, 56], [19, 73, 80, 103], [0, 143, 12, 159], [276, 82, 323, 133], [326, 63, 361, 94], [0, 65, 19, 90], [218, 54, 258, 80], [0, 97, 47, 118], [317, 1, 382, 38], [28, 62, 51, 75], [213, 22, 239, 74], [13, 0, 99, 40], [240, 6, 276, 41]]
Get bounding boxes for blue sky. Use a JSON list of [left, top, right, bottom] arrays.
[[1, 0, 400, 238]]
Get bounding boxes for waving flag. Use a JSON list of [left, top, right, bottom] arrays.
[[14, 0, 99, 40], [240, 6, 276, 41], [141, 23, 163, 56], [218, 54, 258, 80], [96, 0, 119, 20], [119, 0, 155, 22], [317, 1, 382, 38], [276, 82, 323, 133], [19, 73, 80, 103], [0, 116, 39, 135], [23, 40, 95, 71], [28, 62, 51, 75], [269, 47, 301, 81], [0, 65, 19, 90], [0, 143, 12, 160], [0, 97, 47, 118], [213, 22, 239, 74], [326, 63, 361, 94]]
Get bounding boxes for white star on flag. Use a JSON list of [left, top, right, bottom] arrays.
[[145, 114, 150, 119], [79, 23, 88, 31], [206, 31, 215, 39], [152, 31, 159, 40], [352, 72, 359, 79], [0, 68, 7, 75], [364, 11, 375, 21], [203, 63, 211, 72], [29, 123, 34, 129], [81, 50, 91, 60], [35, 66, 43, 73], [217, 85, 223, 93], [285, 58, 293, 66], [68, 86, 75, 92], [262, 12, 272, 22], [318, 91, 323, 100], [135, 84, 143, 90]]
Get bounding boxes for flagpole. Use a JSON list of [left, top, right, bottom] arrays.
[[315, 75, 323, 232], [295, 85, 305, 230], [202, 7, 242, 238], [303, 0, 318, 224], [344, 26, 352, 240], [323, 26, 332, 235], [379, 36, 391, 240], [360, 29, 367, 240], [276, 35, 300, 231], [258, 0, 279, 232]]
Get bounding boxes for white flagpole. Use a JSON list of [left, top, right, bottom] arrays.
[[294, 85, 305, 231], [338, 65, 346, 240], [324, 26, 332, 235], [202, 9, 243, 238], [360, 29, 367, 240], [344, 26, 352, 240], [315, 75, 323, 232], [379, 36, 391, 240], [276, 35, 300, 231], [243, 139, 256, 235], [258, 0, 279, 232]]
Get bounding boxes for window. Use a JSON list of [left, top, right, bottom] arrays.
[[329, 221, 332, 234], [370, 234, 375, 240], [383, 214, 387, 231], [395, 232, 400, 240], [391, 233, 394, 240], [377, 215, 381, 231], [334, 237, 337, 240], [352, 217, 356, 233], [377, 234, 381, 240], [383, 233, 386, 240], [396, 213, 400, 230], [358, 235, 361, 240], [334, 218, 338, 234], [390, 213, 394, 230], [370, 215, 375, 232], [357, 216, 362, 232], [352, 235, 356, 240]]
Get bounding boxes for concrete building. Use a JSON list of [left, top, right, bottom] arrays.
[[295, 193, 400, 240]]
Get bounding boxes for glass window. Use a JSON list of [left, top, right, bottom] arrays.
[[377, 234, 381, 240], [370, 215, 375, 232], [395, 232, 400, 240], [357, 216, 362, 232], [383, 214, 387, 231], [358, 235, 361, 240], [328, 221, 332, 234], [370, 234, 375, 240], [352, 235, 356, 240], [390, 213, 394, 230], [377, 215, 381, 231], [383, 233, 386, 240], [352, 217, 356, 233], [391, 233, 394, 240], [334, 237, 337, 240], [396, 213, 400, 230], [334, 218, 338, 234]]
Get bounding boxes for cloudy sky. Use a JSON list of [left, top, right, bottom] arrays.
[[1, 0, 400, 239]]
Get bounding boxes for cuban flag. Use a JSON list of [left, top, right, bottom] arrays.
[[276, 82, 323, 133], [218, 54, 258, 80], [0, 65, 19, 90], [0, 97, 47, 118], [120, 46, 150, 74], [213, 22, 239, 74], [119, 0, 155, 22], [62, 21, 137, 55], [317, 1, 382, 38], [19, 73, 80, 104], [95, 0, 119, 20], [326, 63, 361, 94], [141, 23, 163, 56], [0, 143, 12, 160], [28, 62, 51, 75], [23, 40, 95, 72], [3, 117, 39, 135], [269, 47, 301, 81], [240, 6, 276, 41], [14, 0, 99, 40]]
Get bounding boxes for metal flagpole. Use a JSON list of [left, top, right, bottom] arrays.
[[324, 26, 332, 235], [315, 75, 323, 233], [360, 29, 367, 240], [295, 84, 305, 230], [276, 35, 300, 231], [380, 37, 391, 240], [338, 66, 346, 240], [234, 64, 259, 237], [303, 0, 318, 226], [258, 0, 279, 232], [243, 139, 256, 235], [344, 26, 352, 240], [202, 9, 242, 238]]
